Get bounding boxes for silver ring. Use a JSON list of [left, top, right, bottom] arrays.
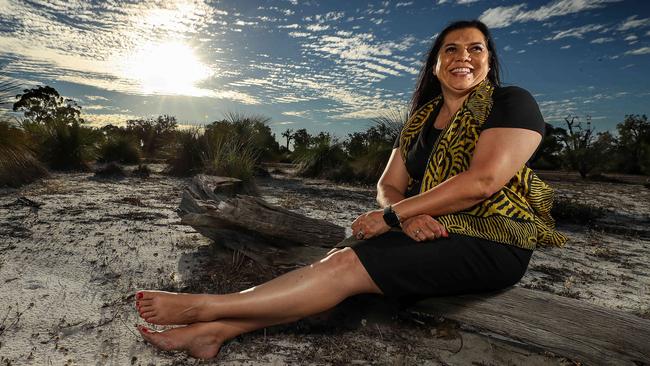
[[414, 229, 421, 235], [356, 230, 365, 239]]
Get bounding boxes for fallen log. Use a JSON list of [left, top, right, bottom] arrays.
[[178, 175, 345, 266], [179, 175, 650, 365], [412, 287, 650, 365]]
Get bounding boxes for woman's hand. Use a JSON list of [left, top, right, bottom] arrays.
[[401, 214, 448, 242], [351, 210, 390, 240]]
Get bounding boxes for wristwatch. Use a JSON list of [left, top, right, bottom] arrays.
[[382, 205, 401, 227]]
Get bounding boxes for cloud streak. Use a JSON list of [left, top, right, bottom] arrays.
[[480, 0, 621, 28]]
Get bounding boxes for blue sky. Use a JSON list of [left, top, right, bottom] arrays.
[[1, 0, 649, 139]]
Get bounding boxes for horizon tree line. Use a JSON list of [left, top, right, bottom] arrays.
[[2, 84, 650, 188]]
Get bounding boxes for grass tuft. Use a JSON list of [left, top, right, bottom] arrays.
[[0, 119, 48, 187]]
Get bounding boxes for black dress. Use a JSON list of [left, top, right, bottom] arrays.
[[344, 86, 545, 297]]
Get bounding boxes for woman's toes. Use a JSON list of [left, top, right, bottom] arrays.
[[137, 325, 176, 351], [139, 298, 153, 307], [139, 304, 154, 313]]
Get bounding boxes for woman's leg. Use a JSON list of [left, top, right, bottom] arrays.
[[136, 312, 307, 359], [136, 248, 382, 325]]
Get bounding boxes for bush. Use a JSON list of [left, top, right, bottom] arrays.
[[165, 128, 206, 176], [22, 120, 97, 171], [349, 142, 393, 183], [551, 197, 605, 225], [165, 127, 259, 194], [295, 142, 350, 179], [203, 137, 258, 194], [97, 135, 141, 164], [0, 119, 48, 187]]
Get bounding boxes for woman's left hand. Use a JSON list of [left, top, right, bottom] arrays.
[[351, 210, 390, 240]]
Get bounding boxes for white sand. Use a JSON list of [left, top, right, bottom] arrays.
[[0, 167, 647, 365]]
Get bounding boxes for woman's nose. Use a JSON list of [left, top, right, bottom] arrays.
[[456, 48, 471, 61]]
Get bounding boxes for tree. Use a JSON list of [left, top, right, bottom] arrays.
[[616, 114, 650, 174], [13, 86, 83, 126], [292, 129, 311, 152], [559, 115, 603, 178], [126, 115, 178, 158], [530, 123, 565, 170], [281, 129, 294, 151]]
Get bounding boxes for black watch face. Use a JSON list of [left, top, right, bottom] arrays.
[[383, 209, 400, 227]]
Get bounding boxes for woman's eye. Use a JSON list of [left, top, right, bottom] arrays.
[[471, 46, 484, 53], [445, 47, 456, 54]]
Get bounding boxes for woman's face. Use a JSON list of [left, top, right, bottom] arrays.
[[434, 27, 490, 96]]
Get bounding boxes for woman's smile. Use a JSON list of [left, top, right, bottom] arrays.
[[435, 27, 489, 96]]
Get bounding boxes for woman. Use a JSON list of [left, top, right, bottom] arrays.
[[134, 20, 565, 359]]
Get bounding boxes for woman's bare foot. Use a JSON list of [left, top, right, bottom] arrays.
[[136, 290, 215, 325], [136, 323, 223, 359]]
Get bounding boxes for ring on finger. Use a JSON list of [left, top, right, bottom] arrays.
[[414, 228, 421, 235], [356, 230, 365, 239]]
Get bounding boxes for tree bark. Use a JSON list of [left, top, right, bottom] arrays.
[[412, 287, 650, 365]]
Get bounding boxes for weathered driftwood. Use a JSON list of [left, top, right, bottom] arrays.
[[178, 175, 345, 266], [179, 175, 650, 365], [412, 287, 650, 365]]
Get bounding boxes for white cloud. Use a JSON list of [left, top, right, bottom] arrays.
[[504, 45, 513, 51], [306, 24, 330, 32], [480, 0, 621, 29], [618, 16, 650, 31], [591, 37, 614, 44], [624, 35, 638, 41], [625, 47, 650, 55], [278, 24, 300, 29], [288, 31, 311, 38], [282, 111, 310, 118], [86, 95, 110, 101], [395, 2, 413, 7], [546, 24, 605, 40], [560, 45, 571, 49]]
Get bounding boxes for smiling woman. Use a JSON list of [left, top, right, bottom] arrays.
[[120, 41, 213, 97]]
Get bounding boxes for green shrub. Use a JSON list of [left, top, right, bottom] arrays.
[[202, 137, 258, 194], [98, 135, 141, 164], [295, 142, 350, 179], [0, 119, 48, 187], [165, 128, 206, 176], [22, 120, 97, 171], [350, 142, 393, 183]]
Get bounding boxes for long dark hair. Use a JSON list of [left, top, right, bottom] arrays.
[[409, 20, 501, 116]]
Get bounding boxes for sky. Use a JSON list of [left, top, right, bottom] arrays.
[[1, 0, 649, 140]]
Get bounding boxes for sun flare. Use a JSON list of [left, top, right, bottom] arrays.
[[121, 41, 213, 97]]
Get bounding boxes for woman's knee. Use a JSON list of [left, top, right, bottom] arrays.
[[320, 247, 379, 293], [321, 247, 361, 271]]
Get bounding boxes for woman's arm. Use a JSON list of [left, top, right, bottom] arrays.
[[376, 148, 409, 207], [392, 127, 542, 219]]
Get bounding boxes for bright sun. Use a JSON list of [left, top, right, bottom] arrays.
[[121, 41, 213, 97]]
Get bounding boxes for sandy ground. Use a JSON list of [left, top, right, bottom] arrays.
[[0, 166, 648, 365]]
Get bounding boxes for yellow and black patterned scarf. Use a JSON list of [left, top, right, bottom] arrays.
[[399, 79, 566, 249]]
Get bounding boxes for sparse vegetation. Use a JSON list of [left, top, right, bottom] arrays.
[[0, 119, 49, 187], [0, 78, 48, 187], [97, 134, 141, 164], [551, 197, 606, 225]]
